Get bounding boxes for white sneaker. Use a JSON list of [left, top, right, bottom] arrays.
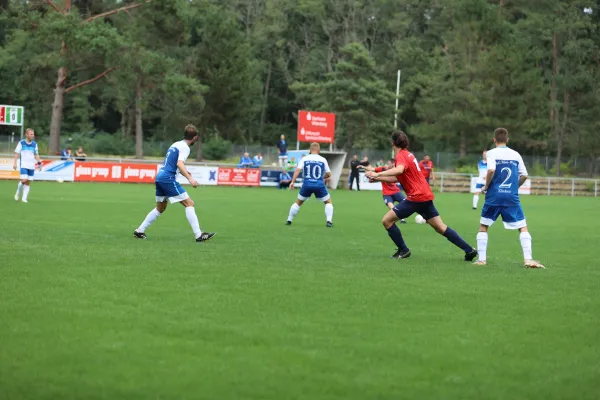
[[14, 194, 19, 201], [21, 199, 28, 203], [472, 260, 487, 266], [525, 260, 545, 269]]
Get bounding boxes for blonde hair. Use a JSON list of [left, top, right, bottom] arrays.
[[25, 128, 35, 135], [310, 142, 320, 153]]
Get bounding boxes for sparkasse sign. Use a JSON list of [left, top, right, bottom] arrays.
[[297, 110, 336, 143]]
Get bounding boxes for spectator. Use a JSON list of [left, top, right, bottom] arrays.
[[237, 152, 253, 168], [279, 169, 292, 189], [75, 146, 87, 161], [419, 154, 435, 184], [349, 154, 361, 190], [61, 147, 73, 161], [277, 134, 288, 167], [376, 158, 385, 167], [286, 156, 297, 171], [252, 153, 263, 168]]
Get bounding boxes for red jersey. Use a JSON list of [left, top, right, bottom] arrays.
[[395, 150, 435, 202], [419, 160, 434, 178], [375, 166, 400, 195]]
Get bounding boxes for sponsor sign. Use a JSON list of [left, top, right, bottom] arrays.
[[74, 162, 158, 183], [36, 160, 75, 182], [353, 172, 382, 191], [176, 166, 218, 186], [0, 158, 19, 179], [297, 110, 336, 143], [470, 176, 531, 195], [217, 168, 261, 186]]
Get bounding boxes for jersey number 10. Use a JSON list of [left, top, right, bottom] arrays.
[[304, 164, 323, 179]]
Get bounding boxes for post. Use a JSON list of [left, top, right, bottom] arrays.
[[394, 69, 401, 129], [440, 173, 444, 193], [329, 143, 332, 152], [20, 107, 24, 139], [571, 179, 575, 197], [436, 152, 440, 168], [296, 140, 300, 150], [595, 180, 598, 197], [547, 177, 551, 196]]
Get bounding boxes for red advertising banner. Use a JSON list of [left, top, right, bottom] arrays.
[[74, 162, 158, 183], [218, 168, 261, 186], [297, 110, 336, 143]]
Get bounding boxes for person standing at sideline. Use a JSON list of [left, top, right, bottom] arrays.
[[419, 155, 435, 184], [277, 135, 288, 167]]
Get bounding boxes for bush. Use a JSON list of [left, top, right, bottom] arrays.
[[455, 165, 477, 174], [531, 162, 548, 177], [454, 156, 478, 173], [203, 137, 232, 161]]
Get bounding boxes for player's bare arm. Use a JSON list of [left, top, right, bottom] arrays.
[[357, 165, 375, 172], [35, 154, 42, 171], [373, 176, 399, 183], [518, 175, 528, 187], [481, 169, 495, 193], [12, 151, 19, 170], [289, 168, 301, 190], [177, 160, 198, 187], [368, 164, 405, 179], [323, 171, 332, 183]]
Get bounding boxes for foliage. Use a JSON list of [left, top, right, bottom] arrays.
[[203, 136, 233, 161]]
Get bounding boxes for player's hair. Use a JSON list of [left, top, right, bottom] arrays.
[[184, 124, 199, 140], [494, 128, 509, 144], [310, 142, 320, 153], [391, 131, 409, 149], [388, 159, 394, 163], [25, 128, 34, 135]]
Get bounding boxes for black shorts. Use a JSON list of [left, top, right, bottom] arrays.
[[393, 200, 439, 221], [383, 192, 405, 206]]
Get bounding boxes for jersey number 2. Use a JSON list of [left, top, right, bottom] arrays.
[[499, 167, 512, 188]]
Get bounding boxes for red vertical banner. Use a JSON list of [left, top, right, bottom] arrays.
[[297, 110, 336, 143], [0, 107, 5, 124]]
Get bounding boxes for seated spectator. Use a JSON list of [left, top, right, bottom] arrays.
[[286, 156, 297, 171], [61, 147, 73, 161], [376, 158, 385, 167], [252, 153, 263, 168], [237, 152, 252, 168], [75, 146, 87, 161], [279, 169, 292, 189]]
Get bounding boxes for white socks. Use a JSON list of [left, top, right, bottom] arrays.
[[476, 232, 488, 262], [22, 185, 30, 201], [137, 208, 162, 232], [16, 182, 23, 196], [288, 203, 300, 221], [520, 232, 532, 260], [185, 206, 202, 238], [473, 194, 479, 209], [325, 203, 334, 223]]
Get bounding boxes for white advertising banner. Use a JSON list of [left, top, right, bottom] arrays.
[[36, 160, 75, 181], [470, 176, 531, 195], [351, 172, 382, 191], [176, 166, 219, 186]]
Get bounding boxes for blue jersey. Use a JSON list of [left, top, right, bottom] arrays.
[[15, 140, 39, 169], [485, 146, 528, 206], [297, 153, 330, 187], [156, 140, 190, 182], [476, 160, 488, 183]]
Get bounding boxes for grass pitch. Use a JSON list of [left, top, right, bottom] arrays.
[[0, 181, 599, 399]]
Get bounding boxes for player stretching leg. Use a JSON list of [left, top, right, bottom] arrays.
[[473, 149, 487, 210], [13, 128, 42, 203], [286, 142, 334, 227], [358, 159, 406, 224], [474, 128, 544, 268], [133, 125, 215, 243], [367, 131, 477, 260]]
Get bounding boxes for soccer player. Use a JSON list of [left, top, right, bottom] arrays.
[[358, 159, 407, 224], [474, 128, 544, 268], [472, 149, 488, 210], [366, 131, 477, 260], [418, 154, 435, 184], [133, 125, 215, 243], [286, 142, 334, 227], [13, 128, 42, 203]]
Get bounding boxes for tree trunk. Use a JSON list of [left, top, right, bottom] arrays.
[[49, 66, 67, 155], [120, 106, 128, 138], [135, 76, 143, 159], [554, 90, 569, 176], [195, 125, 204, 161], [258, 60, 273, 140], [459, 131, 467, 158]]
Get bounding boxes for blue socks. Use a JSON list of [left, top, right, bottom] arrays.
[[387, 224, 409, 252], [444, 227, 473, 253]]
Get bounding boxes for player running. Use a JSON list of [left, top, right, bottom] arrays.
[[472, 149, 488, 210], [133, 124, 215, 243], [13, 128, 42, 203], [358, 159, 407, 224], [366, 131, 477, 260], [474, 128, 544, 268], [286, 142, 334, 227]]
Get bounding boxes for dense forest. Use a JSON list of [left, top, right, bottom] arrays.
[[0, 0, 599, 175]]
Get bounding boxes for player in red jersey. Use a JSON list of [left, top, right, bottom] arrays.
[[366, 131, 477, 260], [358, 159, 407, 224]]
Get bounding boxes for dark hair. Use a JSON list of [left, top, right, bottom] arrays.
[[388, 159, 394, 164], [494, 128, 509, 143], [391, 131, 409, 149], [184, 124, 199, 140], [67, 147, 71, 150]]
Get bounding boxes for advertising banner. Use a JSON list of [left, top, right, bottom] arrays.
[[470, 176, 531, 195], [74, 162, 158, 183], [0, 158, 19, 179], [351, 172, 382, 191], [35, 160, 75, 181], [176, 166, 218, 186], [260, 169, 304, 188], [218, 168, 261, 186], [297, 110, 336, 143]]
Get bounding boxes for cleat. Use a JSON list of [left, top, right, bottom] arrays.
[[286, 221, 292, 226], [390, 249, 411, 259], [464, 249, 478, 262], [400, 219, 407, 224], [472, 260, 487, 266], [196, 232, 216, 243], [21, 199, 28, 203], [326, 221, 333, 228], [14, 194, 19, 201], [472, 207, 477, 210], [133, 230, 147, 239], [525, 260, 545, 269]]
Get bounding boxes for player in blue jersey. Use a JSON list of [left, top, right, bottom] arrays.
[[472, 149, 487, 209], [13, 128, 43, 203], [474, 128, 544, 268], [286, 142, 334, 227], [133, 125, 215, 243]]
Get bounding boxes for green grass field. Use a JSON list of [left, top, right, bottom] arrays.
[[1, 181, 599, 399]]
